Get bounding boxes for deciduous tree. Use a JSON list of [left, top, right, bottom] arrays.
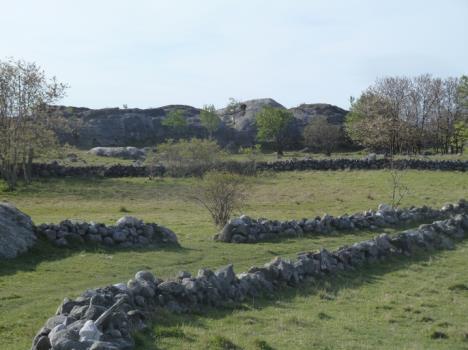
[[255, 106, 293, 157]]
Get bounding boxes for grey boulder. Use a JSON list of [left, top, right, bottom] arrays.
[[0, 202, 36, 259]]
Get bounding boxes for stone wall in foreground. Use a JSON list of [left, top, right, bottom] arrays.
[[35, 216, 178, 248], [32, 211, 468, 350], [215, 200, 468, 243], [29, 158, 468, 179]]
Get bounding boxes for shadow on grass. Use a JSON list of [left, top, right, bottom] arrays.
[[0, 239, 191, 278], [133, 247, 457, 350]]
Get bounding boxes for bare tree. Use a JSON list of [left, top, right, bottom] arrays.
[[0, 59, 67, 189], [190, 171, 249, 227], [346, 74, 463, 155], [388, 161, 409, 208]]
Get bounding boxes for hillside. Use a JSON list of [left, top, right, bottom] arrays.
[[54, 100, 348, 149]]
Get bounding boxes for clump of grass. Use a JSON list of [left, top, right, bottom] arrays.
[[253, 339, 275, 350], [318, 312, 332, 320], [207, 335, 242, 349], [431, 331, 448, 339], [448, 283, 468, 291], [119, 206, 130, 213], [421, 316, 434, 323], [156, 327, 185, 338]]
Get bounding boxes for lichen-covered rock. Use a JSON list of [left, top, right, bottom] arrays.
[[0, 202, 36, 259]]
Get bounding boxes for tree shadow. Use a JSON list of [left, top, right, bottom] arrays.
[[0, 239, 191, 278]]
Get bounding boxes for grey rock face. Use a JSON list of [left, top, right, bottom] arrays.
[[53, 100, 348, 149], [55, 105, 204, 148], [0, 202, 36, 259]]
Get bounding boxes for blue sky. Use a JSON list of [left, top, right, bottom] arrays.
[[1, 0, 467, 109]]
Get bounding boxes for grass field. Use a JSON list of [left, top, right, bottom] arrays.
[[0, 170, 467, 349]]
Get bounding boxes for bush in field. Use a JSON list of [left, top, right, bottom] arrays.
[[190, 170, 249, 227], [303, 116, 343, 156], [152, 138, 224, 176]]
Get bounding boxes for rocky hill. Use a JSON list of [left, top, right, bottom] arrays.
[[55, 100, 348, 149]]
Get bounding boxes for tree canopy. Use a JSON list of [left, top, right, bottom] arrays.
[[255, 107, 293, 156], [200, 104, 221, 139]]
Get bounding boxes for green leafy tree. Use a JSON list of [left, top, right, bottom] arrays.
[[255, 107, 293, 156], [200, 104, 221, 139], [162, 109, 187, 139], [459, 75, 468, 109]]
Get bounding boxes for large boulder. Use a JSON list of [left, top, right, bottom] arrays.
[[0, 202, 36, 259], [88, 147, 146, 159]]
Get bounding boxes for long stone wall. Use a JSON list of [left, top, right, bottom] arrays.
[[32, 211, 468, 350], [216, 200, 468, 243], [29, 158, 468, 179], [35, 216, 179, 248]]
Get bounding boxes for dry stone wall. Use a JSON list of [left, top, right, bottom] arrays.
[[32, 210, 468, 350], [35, 216, 179, 248], [216, 200, 468, 243], [29, 158, 468, 179]]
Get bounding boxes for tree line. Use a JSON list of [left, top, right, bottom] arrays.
[[346, 75, 468, 156], [0, 58, 466, 190]]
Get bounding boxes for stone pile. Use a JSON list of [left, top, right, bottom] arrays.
[[32, 211, 468, 350], [215, 200, 468, 243], [36, 216, 178, 248]]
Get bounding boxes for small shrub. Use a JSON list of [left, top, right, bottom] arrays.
[[190, 171, 249, 227], [151, 138, 224, 177]]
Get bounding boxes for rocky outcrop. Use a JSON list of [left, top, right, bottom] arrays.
[[216, 98, 286, 132], [0, 203, 37, 259], [53, 100, 349, 149], [288, 103, 348, 126], [215, 200, 468, 243], [55, 105, 206, 148], [31, 212, 468, 349], [35, 216, 179, 248]]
